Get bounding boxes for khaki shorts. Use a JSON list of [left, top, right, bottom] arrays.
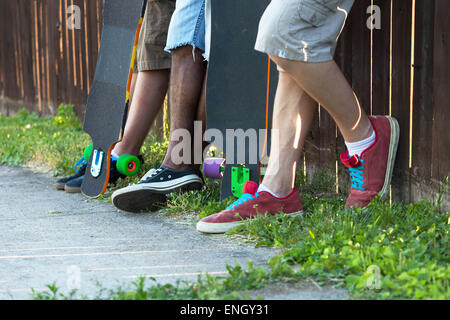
[[255, 0, 354, 63], [135, 0, 175, 72]]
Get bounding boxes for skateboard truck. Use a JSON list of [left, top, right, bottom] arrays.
[[231, 165, 250, 198], [84, 144, 142, 181], [203, 158, 254, 198], [90, 149, 104, 178]]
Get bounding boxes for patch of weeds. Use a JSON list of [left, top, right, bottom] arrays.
[[434, 176, 449, 213], [0, 105, 169, 185], [235, 196, 449, 299], [31, 262, 269, 300], [295, 166, 342, 197], [162, 179, 234, 219], [0, 106, 89, 175], [31, 282, 81, 300]]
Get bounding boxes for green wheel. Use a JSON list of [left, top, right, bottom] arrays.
[[84, 144, 93, 161], [116, 154, 141, 176]]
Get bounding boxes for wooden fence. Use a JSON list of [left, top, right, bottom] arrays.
[[0, 0, 448, 206], [303, 0, 449, 205], [0, 0, 104, 117]]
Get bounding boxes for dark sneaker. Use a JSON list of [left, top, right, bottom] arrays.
[[55, 158, 87, 190], [340, 115, 400, 209], [196, 180, 303, 234], [111, 166, 204, 213], [64, 155, 144, 193]]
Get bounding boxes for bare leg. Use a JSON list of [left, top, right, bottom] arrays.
[[270, 57, 373, 143], [162, 46, 207, 170], [113, 69, 170, 156], [129, 72, 138, 104], [262, 71, 317, 197], [194, 73, 209, 166]]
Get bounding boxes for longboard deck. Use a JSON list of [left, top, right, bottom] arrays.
[[81, 0, 143, 198], [206, 0, 278, 200]]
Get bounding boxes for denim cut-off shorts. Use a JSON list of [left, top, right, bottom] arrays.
[[165, 0, 211, 61]]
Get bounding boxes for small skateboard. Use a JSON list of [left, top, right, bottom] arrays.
[[205, 0, 278, 200], [81, 0, 146, 198]]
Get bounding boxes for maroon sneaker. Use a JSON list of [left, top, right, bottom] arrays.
[[197, 181, 303, 234], [340, 115, 400, 209]]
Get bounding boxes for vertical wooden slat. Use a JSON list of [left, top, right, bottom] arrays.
[[4, 1, 19, 114], [14, 4, 25, 99], [0, 0, 4, 113], [431, 0, 450, 184], [371, 0, 391, 116], [390, 0, 413, 203], [303, 108, 320, 184], [49, 0, 59, 114], [18, 1, 35, 109], [56, 0, 65, 105], [64, 0, 73, 105], [350, 0, 371, 116], [87, 0, 100, 94], [38, 0, 46, 114], [335, 19, 353, 194], [410, 0, 435, 188], [76, 0, 88, 108], [83, 0, 91, 92]]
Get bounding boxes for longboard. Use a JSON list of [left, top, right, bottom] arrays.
[[205, 0, 278, 200], [81, 0, 145, 198]]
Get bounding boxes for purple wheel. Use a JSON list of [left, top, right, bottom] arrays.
[[203, 158, 226, 179]]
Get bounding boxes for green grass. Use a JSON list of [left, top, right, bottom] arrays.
[[1, 107, 448, 300], [235, 197, 449, 299], [0, 105, 168, 180], [0, 106, 90, 175], [32, 262, 269, 300]]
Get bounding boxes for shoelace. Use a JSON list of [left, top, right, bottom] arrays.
[[73, 157, 87, 173], [139, 168, 162, 183], [349, 159, 366, 191], [227, 192, 260, 210]]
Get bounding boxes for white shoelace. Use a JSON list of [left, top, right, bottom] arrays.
[[139, 168, 162, 183]]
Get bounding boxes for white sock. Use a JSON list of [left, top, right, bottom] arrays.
[[257, 184, 280, 198], [345, 130, 376, 157]]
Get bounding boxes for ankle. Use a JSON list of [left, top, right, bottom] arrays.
[[161, 160, 191, 171], [345, 129, 376, 157], [112, 144, 139, 157], [342, 117, 374, 143], [259, 180, 293, 198]]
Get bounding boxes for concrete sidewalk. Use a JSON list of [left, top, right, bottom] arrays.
[[0, 166, 348, 300]]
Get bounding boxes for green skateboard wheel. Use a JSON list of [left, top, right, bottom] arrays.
[[116, 154, 141, 176], [84, 144, 93, 161]]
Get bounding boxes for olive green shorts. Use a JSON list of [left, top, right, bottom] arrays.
[[134, 0, 176, 72], [255, 0, 354, 63]]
